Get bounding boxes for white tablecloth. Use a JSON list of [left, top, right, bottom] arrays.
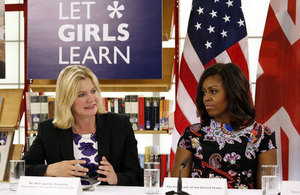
[[0, 182, 262, 195]]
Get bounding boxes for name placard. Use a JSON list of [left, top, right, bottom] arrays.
[[17, 176, 82, 195], [162, 177, 228, 195], [281, 181, 300, 195]]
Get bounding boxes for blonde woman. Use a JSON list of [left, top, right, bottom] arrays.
[[23, 65, 143, 186]]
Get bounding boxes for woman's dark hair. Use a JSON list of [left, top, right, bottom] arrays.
[[196, 63, 256, 130]]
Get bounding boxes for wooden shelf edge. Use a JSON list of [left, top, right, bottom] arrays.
[[0, 126, 19, 131], [27, 130, 38, 134]]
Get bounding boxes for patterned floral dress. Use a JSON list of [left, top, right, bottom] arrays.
[[178, 119, 276, 189], [73, 132, 99, 185]]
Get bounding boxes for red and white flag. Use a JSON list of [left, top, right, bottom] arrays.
[[255, 0, 300, 181], [171, 0, 249, 168]]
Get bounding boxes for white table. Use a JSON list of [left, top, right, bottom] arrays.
[[0, 182, 262, 195]]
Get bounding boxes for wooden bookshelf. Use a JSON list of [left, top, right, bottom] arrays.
[[30, 48, 175, 92], [0, 89, 23, 131]]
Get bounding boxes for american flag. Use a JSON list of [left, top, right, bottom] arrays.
[[255, 0, 300, 181], [171, 0, 250, 168]]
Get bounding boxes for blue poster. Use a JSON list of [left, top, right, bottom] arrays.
[[28, 0, 162, 79]]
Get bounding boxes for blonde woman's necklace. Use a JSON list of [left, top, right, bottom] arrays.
[[73, 124, 95, 138], [73, 125, 82, 135]]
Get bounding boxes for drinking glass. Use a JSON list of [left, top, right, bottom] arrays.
[[262, 165, 279, 195], [144, 161, 160, 194], [9, 160, 25, 191]]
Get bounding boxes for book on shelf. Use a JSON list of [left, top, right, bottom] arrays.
[[30, 95, 41, 131], [111, 98, 116, 113], [152, 97, 160, 130], [25, 92, 38, 131], [130, 95, 138, 131], [47, 96, 55, 119], [138, 97, 145, 131], [162, 99, 170, 130], [121, 98, 125, 115], [106, 98, 111, 112], [39, 95, 48, 122], [103, 98, 108, 111], [159, 97, 165, 131], [113, 98, 120, 114], [124, 95, 131, 118], [111, 98, 115, 113], [114, 98, 119, 113], [144, 97, 151, 130]]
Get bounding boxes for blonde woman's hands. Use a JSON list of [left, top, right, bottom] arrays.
[[97, 156, 118, 185], [45, 160, 88, 177]]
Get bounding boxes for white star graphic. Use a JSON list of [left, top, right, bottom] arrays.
[[214, 0, 220, 2], [205, 41, 212, 49], [237, 19, 245, 27], [197, 6, 204, 15], [226, 0, 234, 7], [107, 1, 125, 19], [209, 10, 217, 18], [194, 22, 202, 30], [207, 25, 215, 34], [220, 30, 228, 38], [223, 15, 230, 23]]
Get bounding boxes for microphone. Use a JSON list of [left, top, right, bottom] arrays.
[[166, 157, 190, 195], [177, 157, 189, 193], [181, 157, 189, 167]]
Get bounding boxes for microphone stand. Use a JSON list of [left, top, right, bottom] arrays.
[[166, 157, 189, 195]]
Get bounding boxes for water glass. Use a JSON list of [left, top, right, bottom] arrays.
[[262, 165, 279, 195], [9, 160, 25, 191], [144, 162, 160, 194]]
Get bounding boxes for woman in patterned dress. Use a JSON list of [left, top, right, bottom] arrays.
[[23, 65, 143, 186], [171, 63, 277, 189]]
